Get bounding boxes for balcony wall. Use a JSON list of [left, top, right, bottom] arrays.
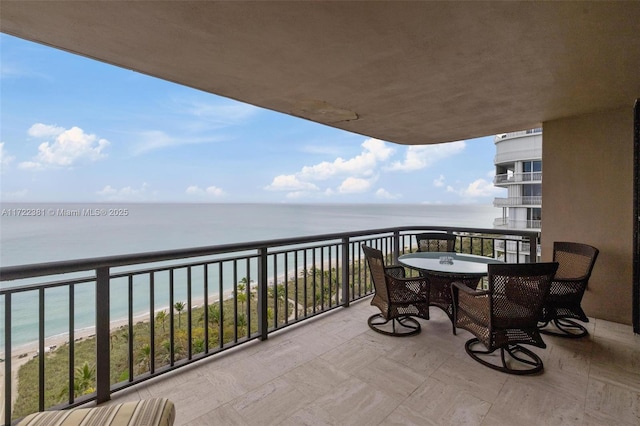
[[542, 107, 633, 325], [493, 196, 542, 207]]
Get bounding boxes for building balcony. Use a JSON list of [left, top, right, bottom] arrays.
[[494, 217, 542, 230], [494, 172, 542, 185], [1, 226, 637, 425], [493, 196, 542, 207], [55, 299, 640, 425], [493, 128, 543, 143]]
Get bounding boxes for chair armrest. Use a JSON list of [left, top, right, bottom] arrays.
[[384, 265, 406, 279], [451, 281, 489, 297], [386, 275, 429, 303]]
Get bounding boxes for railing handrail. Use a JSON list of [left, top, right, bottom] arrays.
[[0, 225, 539, 283]]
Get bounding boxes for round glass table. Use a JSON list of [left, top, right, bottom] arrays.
[[397, 252, 504, 278], [397, 252, 504, 332]]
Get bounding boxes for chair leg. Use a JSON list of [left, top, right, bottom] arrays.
[[539, 319, 588, 338], [464, 338, 544, 375], [368, 313, 421, 337]]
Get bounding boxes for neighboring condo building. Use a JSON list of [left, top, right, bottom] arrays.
[[493, 128, 542, 263]]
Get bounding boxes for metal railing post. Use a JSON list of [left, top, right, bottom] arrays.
[[4, 294, 12, 426], [393, 230, 401, 263], [95, 267, 110, 404], [341, 237, 350, 307], [530, 235, 538, 261], [258, 247, 268, 341]]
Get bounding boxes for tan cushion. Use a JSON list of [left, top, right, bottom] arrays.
[[17, 398, 175, 426]]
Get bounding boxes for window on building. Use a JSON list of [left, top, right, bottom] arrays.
[[522, 161, 542, 181], [523, 161, 542, 172], [523, 184, 542, 197], [528, 208, 542, 221]]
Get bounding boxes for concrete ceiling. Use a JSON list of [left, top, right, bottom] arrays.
[[2, 1, 640, 146]]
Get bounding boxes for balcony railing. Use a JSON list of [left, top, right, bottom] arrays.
[[493, 217, 542, 229], [0, 225, 539, 424], [494, 128, 543, 142], [493, 171, 542, 185], [493, 196, 542, 207]]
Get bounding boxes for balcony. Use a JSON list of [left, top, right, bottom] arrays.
[[494, 128, 543, 143], [493, 196, 542, 208], [1, 226, 638, 425], [493, 172, 543, 185], [494, 217, 542, 230], [52, 299, 640, 425]]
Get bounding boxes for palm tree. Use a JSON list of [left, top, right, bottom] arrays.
[[208, 303, 220, 327], [237, 313, 247, 335], [139, 343, 152, 373], [174, 301, 186, 328], [74, 362, 96, 397], [236, 281, 247, 312], [155, 310, 167, 332]]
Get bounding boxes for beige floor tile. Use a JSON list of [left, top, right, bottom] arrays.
[[319, 337, 384, 374], [593, 319, 640, 345], [590, 336, 640, 392], [282, 358, 352, 400], [231, 376, 313, 424], [391, 376, 491, 425], [430, 355, 508, 403], [183, 403, 247, 426], [385, 340, 451, 377], [351, 355, 428, 399], [485, 378, 584, 425], [292, 377, 403, 425], [585, 378, 640, 425], [102, 297, 640, 426]]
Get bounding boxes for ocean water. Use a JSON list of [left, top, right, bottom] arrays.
[[1, 203, 498, 267], [0, 203, 498, 350]]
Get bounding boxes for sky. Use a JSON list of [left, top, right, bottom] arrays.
[[0, 34, 506, 205]]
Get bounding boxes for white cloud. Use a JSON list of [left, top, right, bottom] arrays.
[[433, 174, 445, 187], [386, 141, 466, 172], [0, 189, 28, 200], [131, 130, 221, 156], [338, 177, 372, 194], [18, 161, 43, 171], [185, 101, 259, 123], [28, 123, 66, 138], [185, 185, 226, 197], [298, 138, 394, 181], [21, 124, 109, 169], [264, 174, 320, 192], [97, 183, 151, 200], [448, 178, 503, 198], [375, 188, 401, 200], [266, 138, 393, 198], [0, 142, 15, 168]]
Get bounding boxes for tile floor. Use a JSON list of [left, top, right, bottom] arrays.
[[107, 298, 640, 425]]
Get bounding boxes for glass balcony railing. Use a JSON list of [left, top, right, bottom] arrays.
[[0, 225, 539, 423], [493, 172, 542, 185], [493, 196, 542, 207], [493, 217, 542, 229]]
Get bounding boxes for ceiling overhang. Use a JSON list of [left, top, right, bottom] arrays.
[[2, 1, 640, 145]]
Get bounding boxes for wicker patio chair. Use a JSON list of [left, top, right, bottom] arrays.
[[416, 232, 457, 252], [362, 244, 430, 336], [452, 262, 558, 375], [415, 232, 478, 333], [539, 241, 599, 338]]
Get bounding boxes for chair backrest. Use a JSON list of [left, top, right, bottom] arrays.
[[362, 245, 389, 301], [416, 232, 456, 252], [552, 241, 599, 281], [488, 262, 559, 326]]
